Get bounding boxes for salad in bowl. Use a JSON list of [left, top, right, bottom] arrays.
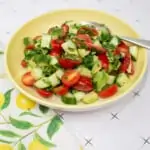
[[21, 21, 139, 105]]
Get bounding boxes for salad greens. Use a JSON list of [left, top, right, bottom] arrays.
[[21, 21, 139, 105]]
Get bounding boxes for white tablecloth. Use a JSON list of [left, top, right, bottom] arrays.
[[0, 0, 150, 150]]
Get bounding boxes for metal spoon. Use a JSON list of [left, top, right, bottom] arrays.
[[81, 21, 150, 49]]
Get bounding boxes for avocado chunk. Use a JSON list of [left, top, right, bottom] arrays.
[[77, 65, 92, 77], [116, 73, 129, 87], [93, 70, 109, 92], [82, 91, 98, 104]]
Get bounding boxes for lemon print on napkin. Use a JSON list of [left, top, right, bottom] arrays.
[[0, 144, 13, 150], [0, 92, 4, 108], [28, 139, 49, 150], [0, 87, 82, 150], [16, 93, 36, 110]]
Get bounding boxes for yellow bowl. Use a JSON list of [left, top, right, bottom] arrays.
[[5, 9, 147, 112]]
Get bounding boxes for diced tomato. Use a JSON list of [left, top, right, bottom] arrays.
[[49, 50, 60, 57], [120, 54, 131, 72], [116, 41, 129, 55], [77, 34, 92, 43], [59, 58, 81, 69], [113, 48, 120, 55], [61, 24, 69, 37], [73, 76, 93, 92], [21, 60, 27, 68], [22, 72, 35, 86], [50, 39, 64, 56], [78, 26, 98, 36], [36, 89, 53, 98], [74, 34, 106, 52], [51, 39, 64, 50], [98, 53, 109, 70], [53, 85, 68, 96], [87, 43, 106, 52], [98, 84, 118, 98], [62, 70, 80, 87], [26, 44, 35, 50]]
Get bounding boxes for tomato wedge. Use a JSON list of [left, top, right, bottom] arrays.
[[62, 70, 80, 87], [21, 60, 27, 68], [53, 85, 68, 96], [50, 39, 64, 56], [59, 58, 81, 69], [98, 84, 118, 98], [78, 26, 98, 36], [117, 41, 129, 55], [120, 54, 131, 72], [61, 24, 69, 37], [98, 53, 109, 70], [73, 76, 93, 92], [49, 51, 60, 57], [36, 89, 53, 98], [22, 72, 35, 86], [51, 39, 64, 49], [77, 34, 92, 43], [75, 34, 106, 52], [26, 44, 35, 50], [87, 43, 106, 52]]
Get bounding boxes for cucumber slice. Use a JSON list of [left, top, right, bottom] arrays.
[[116, 73, 129, 87], [73, 91, 85, 102], [50, 56, 58, 65], [48, 73, 60, 87], [93, 39, 102, 47], [78, 49, 90, 58], [109, 36, 120, 47], [31, 67, 43, 80], [82, 91, 98, 104], [77, 66, 92, 78], [28, 60, 36, 69], [107, 75, 116, 85], [91, 61, 102, 74], [55, 69, 64, 79], [62, 93, 77, 105], [129, 46, 138, 61], [99, 26, 111, 41], [62, 40, 78, 56], [108, 63, 113, 73], [41, 34, 51, 48], [69, 26, 78, 34], [34, 78, 50, 89]]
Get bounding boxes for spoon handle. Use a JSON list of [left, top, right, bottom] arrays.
[[121, 36, 150, 49]]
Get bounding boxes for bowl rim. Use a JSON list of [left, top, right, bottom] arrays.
[[4, 8, 148, 112]]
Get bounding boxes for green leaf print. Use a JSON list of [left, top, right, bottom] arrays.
[[47, 115, 63, 139], [39, 105, 49, 114], [19, 111, 41, 118], [1, 88, 14, 110], [0, 138, 13, 144], [35, 133, 55, 147], [17, 142, 26, 150], [0, 51, 4, 54], [9, 116, 33, 130], [0, 130, 21, 138]]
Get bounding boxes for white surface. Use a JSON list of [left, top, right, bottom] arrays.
[[0, 0, 150, 150]]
